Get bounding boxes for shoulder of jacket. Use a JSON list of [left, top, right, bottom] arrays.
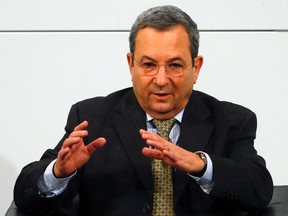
[[74, 87, 133, 107], [194, 90, 255, 116]]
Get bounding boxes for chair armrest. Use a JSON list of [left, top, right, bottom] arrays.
[[5, 201, 28, 216], [257, 185, 288, 216]]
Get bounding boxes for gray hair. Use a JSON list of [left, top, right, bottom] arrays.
[[129, 5, 200, 62]]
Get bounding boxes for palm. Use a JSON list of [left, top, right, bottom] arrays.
[[54, 121, 106, 178], [67, 140, 91, 171]]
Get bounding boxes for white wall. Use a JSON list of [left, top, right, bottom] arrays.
[[1, 1, 287, 214]]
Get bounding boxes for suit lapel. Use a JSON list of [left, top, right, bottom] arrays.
[[178, 91, 213, 152], [112, 91, 153, 197]]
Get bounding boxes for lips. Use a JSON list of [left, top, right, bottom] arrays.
[[155, 93, 169, 96], [152, 93, 171, 100]]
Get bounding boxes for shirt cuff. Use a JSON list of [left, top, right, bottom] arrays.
[[187, 152, 214, 194], [37, 159, 76, 197]]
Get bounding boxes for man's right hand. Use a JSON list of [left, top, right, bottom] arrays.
[[53, 121, 106, 178]]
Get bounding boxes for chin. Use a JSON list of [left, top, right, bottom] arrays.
[[151, 105, 174, 115]]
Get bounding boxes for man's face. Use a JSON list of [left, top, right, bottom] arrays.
[[127, 25, 203, 120]]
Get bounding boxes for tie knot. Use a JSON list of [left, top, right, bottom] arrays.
[[152, 118, 176, 140]]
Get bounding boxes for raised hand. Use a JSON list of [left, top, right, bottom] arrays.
[[54, 121, 106, 178], [140, 129, 205, 174]]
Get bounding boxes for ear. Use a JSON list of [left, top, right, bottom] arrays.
[[127, 52, 133, 74], [193, 56, 203, 84]]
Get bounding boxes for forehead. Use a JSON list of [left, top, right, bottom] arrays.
[[134, 25, 191, 61]]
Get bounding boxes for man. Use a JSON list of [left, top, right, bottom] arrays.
[[14, 5, 273, 216]]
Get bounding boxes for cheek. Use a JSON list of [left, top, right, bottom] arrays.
[[132, 75, 151, 95], [174, 76, 194, 97]]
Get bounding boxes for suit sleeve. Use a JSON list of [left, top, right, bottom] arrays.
[[13, 104, 81, 215], [209, 109, 273, 211]]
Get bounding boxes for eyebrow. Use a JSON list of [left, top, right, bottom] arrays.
[[139, 56, 157, 62], [139, 55, 185, 63]]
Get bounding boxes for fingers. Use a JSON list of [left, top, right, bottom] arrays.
[[140, 129, 196, 171], [62, 121, 89, 149], [140, 129, 169, 151], [140, 129, 175, 162], [86, 137, 106, 154], [74, 120, 88, 131], [57, 146, 70, 161], [55, 121, 106, 178], [63, 121, 107, 152], [71, 121, 89, 139], [142, 146, 162, 158]]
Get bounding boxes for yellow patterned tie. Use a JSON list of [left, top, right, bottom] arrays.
[[152, 118, 176, 216]]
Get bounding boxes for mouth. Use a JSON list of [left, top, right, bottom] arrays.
[[152, 93, 171, 100]]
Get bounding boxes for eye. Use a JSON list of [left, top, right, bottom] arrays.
[[142, 62, 157, 70], [168, 63, 184, 70]]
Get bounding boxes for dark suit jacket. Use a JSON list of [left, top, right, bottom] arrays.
[[14, 88, 273, 216]]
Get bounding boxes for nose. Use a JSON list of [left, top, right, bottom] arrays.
[[153, 65, 169, 87]]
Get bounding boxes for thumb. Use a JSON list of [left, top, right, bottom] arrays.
[[86, 137, 106, 154]]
